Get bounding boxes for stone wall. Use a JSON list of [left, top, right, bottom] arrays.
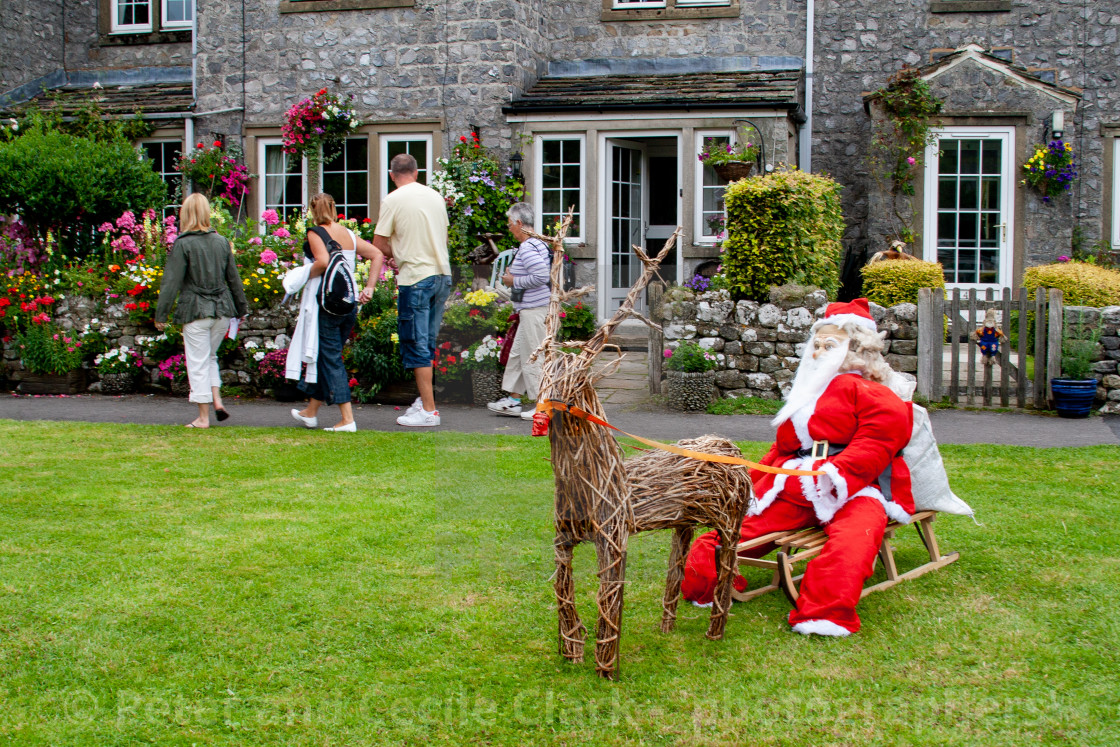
[[0, 2, 63, 94], [657, 286, 918, 400], [1068, 304, 1120, 415]]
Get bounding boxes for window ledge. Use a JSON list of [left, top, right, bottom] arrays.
[[279, 0, 414, 12], [100, 29, 191, 46], [929, 1, 1012, 13], [601, 1, 739, 22]]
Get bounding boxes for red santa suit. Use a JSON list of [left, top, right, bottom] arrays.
[[682, 301, 915, 636]]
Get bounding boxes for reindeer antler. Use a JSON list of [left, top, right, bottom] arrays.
[[582, 228, 681, 361], [526, 209, 577, 367]]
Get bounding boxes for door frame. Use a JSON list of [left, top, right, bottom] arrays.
[[597, 130, 683, 320], [922, 125, 1016, 292]]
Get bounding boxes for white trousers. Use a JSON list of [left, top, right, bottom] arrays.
[[501, 305, 548, 399], [183, 317, 229, 403]]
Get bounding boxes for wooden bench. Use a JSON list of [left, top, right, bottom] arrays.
[[731, 510, 959, 606]]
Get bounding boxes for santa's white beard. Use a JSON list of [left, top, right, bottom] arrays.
[[771, 337, 850, 427]]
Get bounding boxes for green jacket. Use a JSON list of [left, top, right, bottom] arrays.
[[155, 230, 249, 325]]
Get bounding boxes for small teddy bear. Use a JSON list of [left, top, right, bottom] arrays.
[[972, 307, 1008, 366]]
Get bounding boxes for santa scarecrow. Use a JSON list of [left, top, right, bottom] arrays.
[[682, 299, 917, 636]]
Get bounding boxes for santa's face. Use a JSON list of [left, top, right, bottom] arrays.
[[812, 325, 849, 360]]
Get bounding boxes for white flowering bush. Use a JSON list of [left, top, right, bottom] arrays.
[[460, 334, 504, 372], [95, 345, 143, 376]]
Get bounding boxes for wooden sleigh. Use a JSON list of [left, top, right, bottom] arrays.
[[731, 510, 960, 606]]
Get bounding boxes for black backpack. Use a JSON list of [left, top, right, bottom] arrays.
[[310, 226, 357, 317]]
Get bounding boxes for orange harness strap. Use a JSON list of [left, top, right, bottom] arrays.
[[536, 399, 824, 477]]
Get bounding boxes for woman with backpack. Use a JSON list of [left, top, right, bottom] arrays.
[[155, 193, 249, 428], [289, 193, 384, 432]]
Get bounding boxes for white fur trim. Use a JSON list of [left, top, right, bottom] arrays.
[[792, 619, 851, 637], [747, 459, 799, 516], [812, 313, 877, 334], [790, 406, 814, 450]]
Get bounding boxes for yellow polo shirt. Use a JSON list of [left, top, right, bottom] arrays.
[[374, 181, 451, 287]]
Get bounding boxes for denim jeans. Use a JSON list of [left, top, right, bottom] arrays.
[[397, 275, 452, 369], [298, 307, 357, 405]]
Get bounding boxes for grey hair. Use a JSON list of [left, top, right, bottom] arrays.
[[840, 324, 893, 384], [390, 153, 418, 176], [506, 201, 534, 229]]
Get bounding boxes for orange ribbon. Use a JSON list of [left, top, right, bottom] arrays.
[[536, 400, 824, 477]]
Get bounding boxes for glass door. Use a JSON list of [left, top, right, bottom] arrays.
[[607, 139, 646, 312], [923, 127, 1015, 290]]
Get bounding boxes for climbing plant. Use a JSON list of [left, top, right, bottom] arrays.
[[868, 66, 943, 247]]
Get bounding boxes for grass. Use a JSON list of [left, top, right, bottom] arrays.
[[1, 420, 1118, 745], [706, 395, 784, 416]]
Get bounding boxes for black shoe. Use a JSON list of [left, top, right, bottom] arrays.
[[215, 408, 230, 422]]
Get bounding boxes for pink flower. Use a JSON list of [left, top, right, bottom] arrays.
[[111, 235, 138, 254], [664, 349, 673, 358], [249, 236, 263, 246], [259, 249, 278, 264], [261, 209, 280, 226], [1058, 255, 1070, 262], [98, 222, 113, 232], [559, 311, 566, 318], [906, 156, 917, 165], [115, 211, 137, 232], [272, 227, 291, 239]]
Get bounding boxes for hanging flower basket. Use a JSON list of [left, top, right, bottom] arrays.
[[666, 369, 716, 412], [471, 369, 504, 407], [713, 161, 755, 182]]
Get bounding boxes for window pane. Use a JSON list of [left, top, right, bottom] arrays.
[[981, 176, 1000, 210], [143, 141, 182, 219], [979, 213, 1000, 247], [543, 140, 561, 163], [541, 138, 582, 235], [938, 213, 956, 245], [939, 140, 958, 175], [959, 177, 979, 210], [938, 177, 957, 210], [323, 173, 344, 201], [981, 140, 1001, 174], [938, 248, 956, 282], [979, 250, 999, 283], [542, 165, 561, 189], [960, 140, 980, 174], [958, 212, 978, 247]]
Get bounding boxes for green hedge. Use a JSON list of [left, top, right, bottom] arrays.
[[722, 169, 843, 302], [860, 258, 945, 307], [1022, 262, 1120, 307]]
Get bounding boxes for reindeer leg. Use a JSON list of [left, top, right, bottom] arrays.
[[594, 525, 628, 680], [554, 537, 585, 662], [707, 528, 737, 641], [661, 525, 694, 633]]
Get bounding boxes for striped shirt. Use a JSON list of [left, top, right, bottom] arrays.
[[510, 237, 552, 310]]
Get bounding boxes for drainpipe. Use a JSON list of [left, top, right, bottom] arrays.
[[185, 0, 197, 192], [798, 0, 815, 173]]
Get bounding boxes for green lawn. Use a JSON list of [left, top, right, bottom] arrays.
[[1, 421, 1117, 745]]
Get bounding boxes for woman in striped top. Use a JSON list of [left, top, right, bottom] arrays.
[[486, 202, 552, 421]]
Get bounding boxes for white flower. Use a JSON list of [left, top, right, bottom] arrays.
[[349, 120, 358, 129], [256, 268, 265, 275], [90, 318, 100, 325], [254, 351, 266, 361], [244, 340, 259, 349], [265, 340, 277, 350]]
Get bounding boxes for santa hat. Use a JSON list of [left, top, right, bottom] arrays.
[[810, 298, 878, 334]]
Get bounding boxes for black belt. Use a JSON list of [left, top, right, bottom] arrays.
[[795, 442, 848, 459], [794, 441, 900, 502]]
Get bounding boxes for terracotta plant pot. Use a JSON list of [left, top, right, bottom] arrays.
[[712, 161, 754, 182], [666, 369, 716, 412], [19, 370, 87, 395]]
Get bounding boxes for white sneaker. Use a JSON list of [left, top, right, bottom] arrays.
[[397, 408, 440, 427], [405, 396, 423, 415], [487, 396, 522, 416], [520, 409, 536, 421], [323, 421, 357, 432], [291, 408, 317, 429]]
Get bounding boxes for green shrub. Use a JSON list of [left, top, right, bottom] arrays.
[[860, 258, 945, 307], [722, 169, 844, 302], [558, 301, 596, 341], [0, 128, 166, 257], [1022, 263, 1120, 307], [665, 340, 717, 373]]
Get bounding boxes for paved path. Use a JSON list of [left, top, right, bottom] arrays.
[[2, 393, 1117, 447]]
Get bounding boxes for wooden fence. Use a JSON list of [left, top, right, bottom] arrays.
[[917, 287, 1064, 409]]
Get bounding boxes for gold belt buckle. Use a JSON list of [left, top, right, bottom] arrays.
[[810, 439, 830, 460]]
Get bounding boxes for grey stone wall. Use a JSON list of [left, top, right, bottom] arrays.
[[0, 2, 63, 93], [63, 1, 191, 73], [813, 0, 1120, 267], [657, 286, 919, 400], [1068, 304, 1120, 415]]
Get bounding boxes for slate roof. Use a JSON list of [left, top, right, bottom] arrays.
[[505, 69, 803, 114], [1, 83, 193, 118]]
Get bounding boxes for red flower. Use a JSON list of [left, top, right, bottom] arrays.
[[440, 341, 452, 350], [196, 142, 204, 148], [0, 297, 8, 308], [124, 303, 138, 311], [468, 308, 481, 317], [213, 140, 222, 148], [317, 88, 327, 96], [439, 366, 447, 373], [362, 217, 372, 223], [127, 284, 146, 297], [446, 356, 457, 364], [348, 377, 358, 387], [20, 301, 35, 312], [460, 136, 468, 143], [138, 301, 150, 310], [338, 213, 345, 220]]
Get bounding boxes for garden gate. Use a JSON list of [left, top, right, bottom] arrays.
[[916, 287, 1064, 409]]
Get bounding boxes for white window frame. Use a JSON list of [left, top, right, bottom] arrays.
[[612, 0, 665, 7], [675, 0, 730, 5], [534, 134, 586, 243], [319, 136, 371, 221], [110, 0, 154, 33], [693, 129, 734, 245], [612, 0, 730, 6], [380, 134, 432, 199], [257, 138, 307, 224], [139, 138, 183, 218], [922, 125, 1016, 291], [1113, 138, 1120, 250], [160, 0, 193, 29]]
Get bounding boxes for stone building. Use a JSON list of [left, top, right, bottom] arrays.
[[2, 0, 1118, 317]]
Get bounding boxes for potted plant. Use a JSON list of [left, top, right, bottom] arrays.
[[256, 348, 302, 401], [158, 353, 190, 396], [175, 140, 253, 210], [95, 345, 143, 395], [698, 135, 760, 182], [1021, 140, 1077, 203], [461, 334, 505, 407], [281, 88, 361, 195], [1051, 321, 1100, 418], [15, 318, 88, 394], [664, 340, 719, 412]]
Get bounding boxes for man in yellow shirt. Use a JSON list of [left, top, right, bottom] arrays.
[[364, 153, 452, 427]]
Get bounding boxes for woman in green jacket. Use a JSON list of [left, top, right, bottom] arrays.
[[155, 193, 249, 428]]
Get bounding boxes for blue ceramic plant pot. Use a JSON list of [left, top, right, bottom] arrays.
[[1050, 378, 1097, 418]]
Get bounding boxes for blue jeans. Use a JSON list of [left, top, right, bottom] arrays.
[[397, 275, 452, 369], [298, 307, 357, 405]]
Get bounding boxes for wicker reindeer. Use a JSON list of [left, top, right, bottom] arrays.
[[529, 220, 752, 679]]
